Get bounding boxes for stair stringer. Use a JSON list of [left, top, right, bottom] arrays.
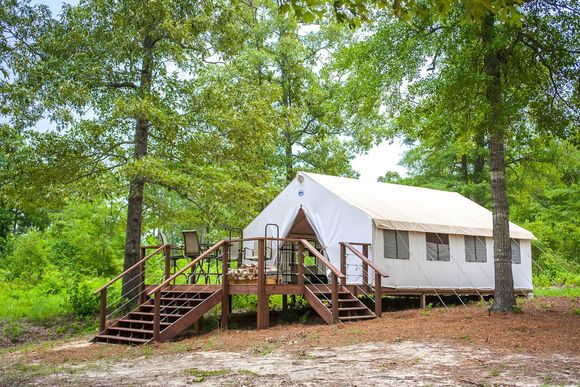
[[158, 288, 223, 342], [304, 285, 333, 324]]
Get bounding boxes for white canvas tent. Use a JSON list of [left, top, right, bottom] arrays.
[[243, 172, 534, 292]]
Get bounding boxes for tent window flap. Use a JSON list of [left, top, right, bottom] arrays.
[[465, 236, 487, 263], [383, 230, 410, 260], [511, 239, 521, 264], [426, 233, 450, 261]]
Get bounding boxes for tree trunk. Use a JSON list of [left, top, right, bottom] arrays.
[[284, 137, 293, 183], [122, 37, 154, 301], [473, 132, 486, 183], [482, 13, 515, 312]]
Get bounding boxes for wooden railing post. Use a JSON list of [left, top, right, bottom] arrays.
[[331, 273, 339, 323], [153, 290, 160, 341], [164, 244, 171, 280], [297, 242, 304, 286], [340, 243, 347, 286], [375, 271, 382, 317], [221, 241, 229, 330], [257, 238, 269, 330], [99, 289, 106, 331], [139, 247, 146, 304]]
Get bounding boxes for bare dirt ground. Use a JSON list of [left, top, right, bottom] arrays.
[[1, 297, 578, 386]]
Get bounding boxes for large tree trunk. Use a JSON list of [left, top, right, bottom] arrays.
[[284, 137, 294, 183], [482, 13, 515, 312], [473, 132, 486, 183], [122, 37, 154, 301]]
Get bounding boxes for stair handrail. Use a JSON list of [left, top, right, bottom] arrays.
[[341, 242, 389, 278], [146, 240, 225, 297], [300, 239, 345, 280], [93, 244, 170, 295], [340, 242, 388, 317], [300, 239, 344, 323]]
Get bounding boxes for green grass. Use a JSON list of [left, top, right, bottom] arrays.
[[533, 286, 580, 298], [0, 282, 65, 322], [183, 368, 230, 382]]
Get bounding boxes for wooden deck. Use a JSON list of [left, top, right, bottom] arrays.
[[94, 237, 529, 345]]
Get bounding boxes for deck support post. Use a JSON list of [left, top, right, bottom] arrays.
[[257, 239, 269, 329], [221, 241, 229, 330], [297, 242, 304, 286], [153, 290, 160, 341], [282, 295, 288, 310], [331, 273, 339, 323], [340, 243, 347, 286], [164, 244, 171, 280], [374, 271, 382, 317], [419, 294, 426, 309], [99, 289, 106, 331]]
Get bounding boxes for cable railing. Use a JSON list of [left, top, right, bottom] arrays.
[[300, 239, 345, 323], [340, 242, 389, 317], [94, 244, 171, 332]]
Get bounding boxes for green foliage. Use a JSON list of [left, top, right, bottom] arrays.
[[0, 281, 65, 322], [63, 276, 99, 319], [2, 229, 49, 282], [47, 201, 124, 275], [533, 287, 580, 298], [2, 320, 24, 342]]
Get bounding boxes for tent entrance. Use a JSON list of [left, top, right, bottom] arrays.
[[277, 208, 326, 284], [286, 208, 318, 240]]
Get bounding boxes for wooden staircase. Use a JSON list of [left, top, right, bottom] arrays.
[[94, 287, 222, 345], [304, 285, 376, 324]]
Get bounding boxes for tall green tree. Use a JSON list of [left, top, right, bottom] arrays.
[[1, 0, 277, 299], [328, 1, 578, 311]]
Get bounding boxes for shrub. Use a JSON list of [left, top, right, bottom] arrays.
[[2, 319, 25, 342], [3, 229, 50, 282], [64, 277, 99, 319]]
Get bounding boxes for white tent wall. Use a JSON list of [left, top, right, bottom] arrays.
[[372, 226, 533, 290], [243, 173, 374, 281], [512, 239, 533, 291]]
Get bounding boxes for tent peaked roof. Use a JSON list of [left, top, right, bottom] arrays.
[[300, 172, 535, 240]]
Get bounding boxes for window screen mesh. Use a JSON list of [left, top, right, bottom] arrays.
[[383, 230, 409, 259], [465, 236, 487, 263], [511, 239, 521, 264]]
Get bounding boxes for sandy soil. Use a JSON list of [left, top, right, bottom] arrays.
[[13, 340, 580, 386], [1, 297, 578, 386]]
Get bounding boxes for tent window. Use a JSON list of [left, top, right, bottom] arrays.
[[383, 230, 410, 260], [465, 236, 487, 263], [511, 239, 521, 264], [426, 233, 450, 261]]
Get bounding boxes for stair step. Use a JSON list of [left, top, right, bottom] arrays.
[[141, 305, 195, 311], [338, 314, 375, 321], [339, 306, 369, 311], [118, 319, 171, 326], [159, 297, 204, 302], [95, 334, 149, 344], [130, 311, 182, 318], [162, 290, 215, 295], [107, 326, 153, 335]]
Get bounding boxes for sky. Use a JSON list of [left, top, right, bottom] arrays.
[[30, 0, 408, 183]]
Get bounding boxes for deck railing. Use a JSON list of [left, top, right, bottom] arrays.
[[93, 244, 171, 332], [94, 237, 369, 338], [340, 242, 389, 317]]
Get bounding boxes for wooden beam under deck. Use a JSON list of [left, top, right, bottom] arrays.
[[153, 284, 531, 298]]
